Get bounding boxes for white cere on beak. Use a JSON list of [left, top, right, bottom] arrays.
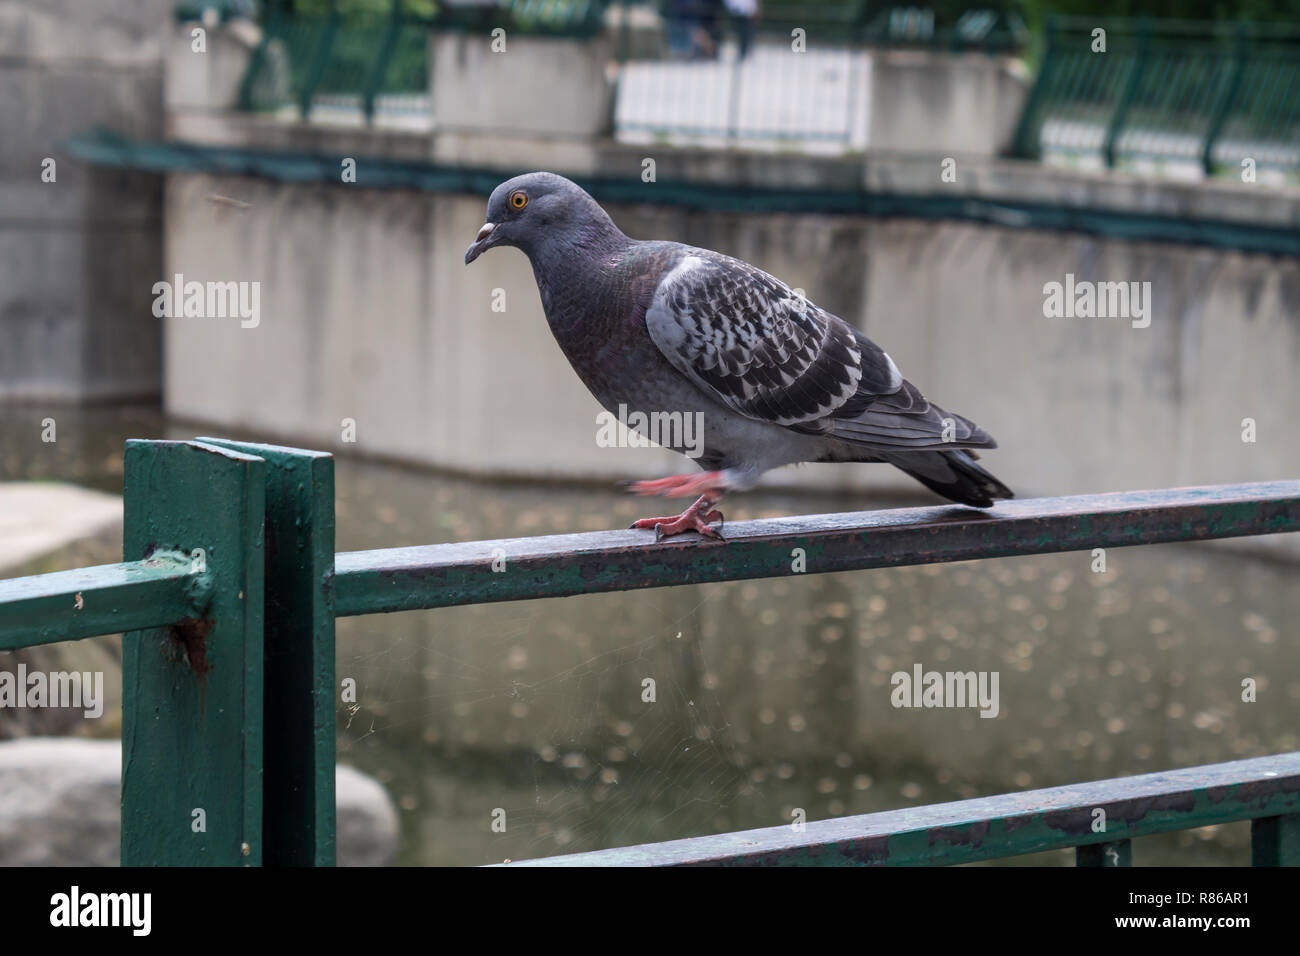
[[465, 222, 498, 264]]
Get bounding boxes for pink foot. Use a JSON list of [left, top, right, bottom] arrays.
[[625, 470, 728, 500], [629, 495, 725, 541]]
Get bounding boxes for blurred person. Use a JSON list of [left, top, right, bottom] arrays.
[[663, 0, 695, 58], [696, 0, 725, 59], [725, 0, 757, 60], [664, 0, 725, 60]]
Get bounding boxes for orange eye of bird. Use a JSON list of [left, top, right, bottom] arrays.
[[510, 191, 528, 210]]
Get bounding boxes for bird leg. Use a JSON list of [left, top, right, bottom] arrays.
[[625, 471, 731, 540], [629, 494, 725, 541], [624, 470, 729, 500]]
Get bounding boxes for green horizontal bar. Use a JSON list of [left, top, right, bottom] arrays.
[[334, 481, 1300, 617], [509, 752, 1300, 866], [61, 133, 1300, 258], [0, 553, 204, 649]]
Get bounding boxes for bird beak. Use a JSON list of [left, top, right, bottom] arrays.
[[464, 222, 496, 264]]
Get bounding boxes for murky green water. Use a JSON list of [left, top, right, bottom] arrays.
[[3, 405, 1297, 866]]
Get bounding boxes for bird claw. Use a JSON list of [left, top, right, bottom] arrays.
[[629, 503, 725, 541]]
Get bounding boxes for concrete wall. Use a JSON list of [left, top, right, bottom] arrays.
[[430, 34, 1022, 155], [162, 171, 676, 483], [165, 16, 262, 114], [160, 150, 1300, 544], [868, 50, 1029, 156], [0, 0, 168, 402], [431, 32, 616, 139]]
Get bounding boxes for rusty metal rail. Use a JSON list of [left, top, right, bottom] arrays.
[[510, 753, 1300, 866], [333, 481, 1300, 616]]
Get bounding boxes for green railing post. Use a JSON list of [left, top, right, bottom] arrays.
[[1251, 814, 1300, 866], [237, 1, 278, 111], [1009, 14, 1058, 159], [1201, 25, 1249, 176], [616, 0, 630, 63], [300, 0, 342, 121], [362, 0, 405, 123], [1076, 839, 1132, 866], [201, 438, 337, 867], [1104, 18, 1150, 169], [850, 0, 869, 44], [121, 440, 266, 866]]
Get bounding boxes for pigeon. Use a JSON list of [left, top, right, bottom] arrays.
[[465, 172, 1012, 540]]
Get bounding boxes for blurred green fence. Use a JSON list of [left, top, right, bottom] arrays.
[[236, 2, 1031, 122], [239, 2, 430, 118], [1011, 16, 1300, 177], [435, 0, 605, 35], [233, 3, 1298, 175], [238, 0, 605, 120]]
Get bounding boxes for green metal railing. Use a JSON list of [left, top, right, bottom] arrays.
[[239, 1, 432, 120], [236, 0, 606, 120], [435, 0, 606, 35], [230, 4, 1297, 173], [514, 754, 1300, 865], [1012, 16, 1300, 177], [234, 2, 1028, 125], [1, 436, 1298, 866]]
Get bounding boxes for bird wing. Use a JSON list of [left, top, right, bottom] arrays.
[[644, 252, 900, 431], [829, 373, 996, 449], [643, 250, 996, 449]]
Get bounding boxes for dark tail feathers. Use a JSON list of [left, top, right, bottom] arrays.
[[885, 449, 1014, 508]]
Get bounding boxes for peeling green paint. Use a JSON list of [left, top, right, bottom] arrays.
[[334, 481, 1300, 617], [0, 551, 200, 649]]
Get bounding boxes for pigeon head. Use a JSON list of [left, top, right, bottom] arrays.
[[464, 172, 621, 265]]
